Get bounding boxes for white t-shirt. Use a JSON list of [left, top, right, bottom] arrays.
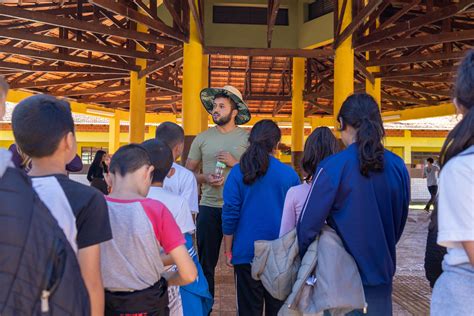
[[164, 162, 199, 214], [147, 186, 195, 234], [437, 145, 474, 266]]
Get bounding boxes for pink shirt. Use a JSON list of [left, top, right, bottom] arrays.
[[279, 182, 311, 237]]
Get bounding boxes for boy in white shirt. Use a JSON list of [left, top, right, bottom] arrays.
[[155, 122, 199, 214], [142, 140, 212, 316]]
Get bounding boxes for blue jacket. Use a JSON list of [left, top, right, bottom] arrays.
[[297, 143, 410, 288], [223, 156, 300, 264]]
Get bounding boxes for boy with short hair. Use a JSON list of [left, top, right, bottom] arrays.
[[155, 122, 199, 214], [142, 139, 213, 316], [102, 144, 197, 315], [11, 94, 112, 316]]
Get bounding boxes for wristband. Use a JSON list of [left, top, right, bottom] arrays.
[[224, 251, 232, 260]]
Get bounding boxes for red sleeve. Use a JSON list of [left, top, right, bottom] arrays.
[[141, 199, 185, 254]]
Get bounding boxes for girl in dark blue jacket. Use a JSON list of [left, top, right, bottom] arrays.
[[297, 94, 410, 316]]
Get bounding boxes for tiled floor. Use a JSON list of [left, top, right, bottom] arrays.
[[211, 210, 432, 315]]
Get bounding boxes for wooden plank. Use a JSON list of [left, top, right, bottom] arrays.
[[0, 4, 174, 45], [381, 92, 440, 105], [267, 0, 281, 48], [138, 48, 183, 78], [335, 0, 383, 48], [53, 84, 131, 96], [335, 0, 348, 38], [163, 0, 185, 32], [0, 45, 139, 71], [384, 81, 451, 98], [0, 60, 126, 74], [78, 89, 178, 103], [188, 0, 204, 44], [90, 0, 186, 42], [10, 74, 128, 89], [354, 57, 375, 84], [356, 29, 474, 52], [378, 0, 421, 30], [375, 65, 457, 78], [355, 0, 474, 49], [366, 50, 466, 66], [203, 46, 333, 58], [357, 0, 390, 36], [246, 95, 291, 101], [147, 78, 181, 93]]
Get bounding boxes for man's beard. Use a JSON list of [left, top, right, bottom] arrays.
[[213, 112, 233, 126]]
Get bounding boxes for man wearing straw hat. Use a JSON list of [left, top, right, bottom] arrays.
[[186, 85, 250, 299]]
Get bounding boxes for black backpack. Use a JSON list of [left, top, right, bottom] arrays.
[[0, 163, 90, 315]]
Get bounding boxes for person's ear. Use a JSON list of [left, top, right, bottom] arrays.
[[167, 167, 176, 178], [147, 165, 155, 181]]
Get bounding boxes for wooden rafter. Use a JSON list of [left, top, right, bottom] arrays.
[[0, 60, 126, 74], [375, 65, 457, 78], [366, 50, 466, 66], [138, 48, 183, 78], [267, 0, 281, 48], [204, 46, 333, 58], [187, 0, 204, 44], [383, 81, 452, 98], [9, 74, 128, 89]]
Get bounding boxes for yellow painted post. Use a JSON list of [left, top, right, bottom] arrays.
[[108, 116, 121, 154], [182, 3, 203, 162], [403, 130, 412, 165], [146, 125, 157, 140], [129, 22, 147, 143], [366, 67, 381, 107], [201, 54, 210, 132], [292, 57, 305, 174], [334, 0, 354, 122]]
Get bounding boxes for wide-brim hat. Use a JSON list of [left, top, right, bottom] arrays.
[[200, 85, 251, 125]]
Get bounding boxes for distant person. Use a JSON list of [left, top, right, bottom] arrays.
[[423, 157, 439, 212], [185, 85, 250, 299], [87, 150, 109, 194], [431, 50, 474, 316], [11, 94, 112, 316], [155, 122, 199, 214], [142, 139, 213, 316], [297, 94, 410, 315], [101, 144, 197, 316], [222, 120, 300, 315], [279, 126, 339, 237]]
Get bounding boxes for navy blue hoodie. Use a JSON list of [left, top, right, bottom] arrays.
[[297, 143, 410, 289]]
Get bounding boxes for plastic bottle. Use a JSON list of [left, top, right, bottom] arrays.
[[215, 161, 226, 178]]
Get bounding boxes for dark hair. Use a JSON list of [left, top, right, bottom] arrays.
[[12, 94, 75, 158], [141, 139, 173, 183], [440, 50, 474, 168], [301, 127, 340, 181], [0, 76, 9, 96], [240, 120, 281, 185], [155, 122, 184, 149], [109, 144, 151, 177], [215, 93, 237, 110], [91, 150, 107, 169], [427, 157, 434, 164], [337, 93, 385, 177]]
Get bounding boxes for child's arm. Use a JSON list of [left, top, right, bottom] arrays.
[[77, 245, 104, 316], [462, 241, 474, 266], [165, 245, 197, 286], [223, 234, 234, 267], [160, 253, 174, 266]]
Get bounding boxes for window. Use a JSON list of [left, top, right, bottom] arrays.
[[81, 147, 108, 165], [307, 0, 333, 21], [213, 5, 289, 25]]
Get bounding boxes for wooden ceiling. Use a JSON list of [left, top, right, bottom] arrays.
[[0, 0, 473, 117]]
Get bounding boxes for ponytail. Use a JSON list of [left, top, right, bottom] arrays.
[[240, 120, 281, 185]]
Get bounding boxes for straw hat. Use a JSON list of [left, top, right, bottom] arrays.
[[200, 85, 251, 125]]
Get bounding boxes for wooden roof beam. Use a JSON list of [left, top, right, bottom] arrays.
[[0, 60, 126, 74], [267, 0, 281, 48], [147, 78, 181, 93], [383, 81, 451, 98], [381, 92, 440, 105], [204, 46, 333, 59], [188, 0, 204, 44], [138, 48, 183, 78], [375, 65, 457, 79], [9, 74, 128, 89], [367, 50, 466, 66]]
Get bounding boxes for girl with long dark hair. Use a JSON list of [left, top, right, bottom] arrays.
[[279, 127, 339, 236], [222, 120, 300, 316], [431, 50, 474, 315], [297, 93, 410, 315], [87, 149, 109, 194]]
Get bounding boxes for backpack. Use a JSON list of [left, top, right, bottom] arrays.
[[0, 150, 90, 315]]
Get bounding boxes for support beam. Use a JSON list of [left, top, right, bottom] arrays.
[[291, 57, 305, 175], [138, 48, 183, 78], [381, 92, 440, 106], [9, 74, 127, 89], [108, 116, 121, 153], [267, 0, 281, 48], [147, 78, 181, 93], [375, 65, 457, 78], [182, 3, 203, 163], [366, 50, 466, 67], [334, 0, 354, 124], [188, 0, 204, 44], [129, 21, 147, 144], [203, 46, 333, 58], [0, 60, 126, 74], [384, 81, 451, 98]]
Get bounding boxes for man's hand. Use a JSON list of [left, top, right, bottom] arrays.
[[205, 174, 224, 187], [216, 151, 238, 167]]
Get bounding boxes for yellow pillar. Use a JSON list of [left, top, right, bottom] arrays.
[[129, 22, 147, 143], [291, 57, 305, 174], [403, 130, 412, 165], [146, 125, 157, 140], [108, 116, 121, 154], [366, 67, 381, 107], [200, 54, 209, 132], [182, 2, 203, 162], [334, 0, 354, 122]]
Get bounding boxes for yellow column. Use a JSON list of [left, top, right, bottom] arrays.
[[291, 57, 305, 173], [182, 3, 203, 161], [366, 66, 381, 107], [108, 116, 121, 154], [129, 22, 147, 143], [403, 130, 412, 165], [146, 125, 157, 140], [334, 0, 354, 122], [200, 54, 209, 132]]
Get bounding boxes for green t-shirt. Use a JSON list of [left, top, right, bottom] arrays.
[[188, 126, 249, 208]]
